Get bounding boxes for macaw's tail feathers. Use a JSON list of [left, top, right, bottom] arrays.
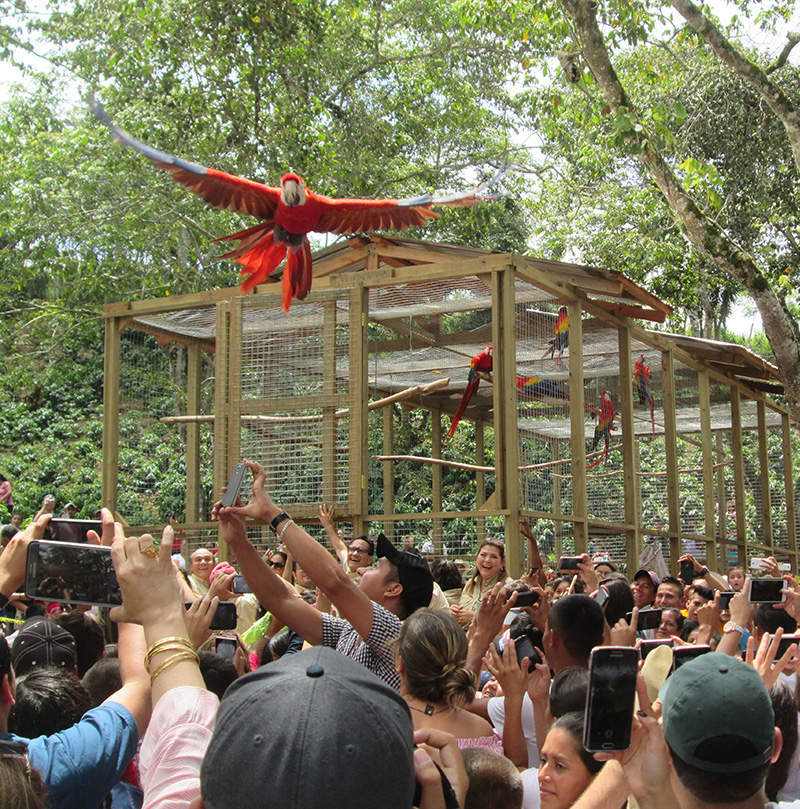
[[281, 240, 313, 313], [217, 222, 287, 294], [447, 379, 479, 439]]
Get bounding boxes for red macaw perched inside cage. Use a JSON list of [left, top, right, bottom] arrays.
[[91, 100, 503, 313], [448, 347, 493, 439], [634, 353, 655, 436], [588, 390, 615, 468]]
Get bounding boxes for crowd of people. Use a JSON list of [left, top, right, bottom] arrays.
[[0, 459, 799, 809]]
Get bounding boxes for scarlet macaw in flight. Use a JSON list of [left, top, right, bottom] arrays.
[[516, 376, 569, 402], [634, 354, 655, 436], [90, 100, 502, 313], [448, 347, 493, 439], [588, 390, 615, 468], [547, 306, 569, 366]]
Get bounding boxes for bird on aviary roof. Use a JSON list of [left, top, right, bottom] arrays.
[[90, 99, 504, 313], [448, 346, 493, 439]]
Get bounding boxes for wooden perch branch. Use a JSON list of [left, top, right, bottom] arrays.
[[159, 377, 450, 425]]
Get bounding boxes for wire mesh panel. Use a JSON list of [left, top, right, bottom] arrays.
[[230, 291, 352, 512]]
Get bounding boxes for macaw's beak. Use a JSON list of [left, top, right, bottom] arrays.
[[282, 178, 303, 207]]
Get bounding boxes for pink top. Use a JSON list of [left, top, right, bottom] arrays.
[[139, 686, 219, 809], [457, 732, 504, 755]]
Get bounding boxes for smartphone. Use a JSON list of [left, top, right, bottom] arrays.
[[776, 634, 800, 659], [221, 462, 247, 508], [626, 608, 663, 631], [48, 519, 102, 544], [583, 646, 639, 752], [639, 638, 674, 659], [185, 600, 237, 631], [510, 590, 539, 607], [749, 578, 787, 604], [215, 636, 238, 662], [25, 540, 121, 607], [494, 636, 542, 673], [594, 586, 609, 608], [750, 557, 771, 571], [231, 574, 252, 594], [558, 556, 582, 571], [671, 644, 711, 673], [718, 591, 736, 610], [680, 559, 696, 584]]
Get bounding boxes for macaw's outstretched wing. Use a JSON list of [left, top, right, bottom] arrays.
[[90, 98, 282, 220], [517, 376, 569, 401]]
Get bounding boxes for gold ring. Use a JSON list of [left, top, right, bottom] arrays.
[[142, 543, 160, 558]]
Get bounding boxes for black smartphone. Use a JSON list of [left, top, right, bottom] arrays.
[[221, 462, 247, 508], [558, 556, 582, 571], [639, 638, 674, 659], [671, 644, 711, 673], [625, 608, 663, 631], [749, 578, 787, 604], [413, 756, 459, 809], [510, 590, 539, 607], [231, 574, 251, 594], [185, 600, 237, 631], [215, 636, 238, 662], [49, 519, 102, 544], [718, 591, 736, 610], [776, 634, 800, 658], [583, 646, 639, 752], [494, 636, 541, 673], [680, 559, 696, 584], [25, 540, 121, 607]]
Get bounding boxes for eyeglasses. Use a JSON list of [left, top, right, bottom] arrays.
[[348, 546, 370, 555], [268, 560, 285, 569]]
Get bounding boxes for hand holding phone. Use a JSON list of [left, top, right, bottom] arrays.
[[749, 578, 787, 604], [583, 646, 639, 751], [558, 556, 582, 571], [221, 463, 248, 508], [625, 608, 663, 632]]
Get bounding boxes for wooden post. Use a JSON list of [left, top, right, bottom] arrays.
[[618, 323, 639, 571], [782, 411, 798, 571], [715, 431, 728, 570], [661, 350, 681, 574], [432, 409, 444, 555], [492, 266, 522, 575], [476, 420, 486, 542], [730, 387, 748, 567], [102, 317, 123, 513], [757, 399, 774, 555], [322, 299, 338, 507], [553, 439, 563, 560], [698, 369, 718, 569], [567, 300, 588, 555], [349, 284, 369, 537], [213, 302, 231, 560], [185, 341, 202, 525], [383, 405, 395, 544]]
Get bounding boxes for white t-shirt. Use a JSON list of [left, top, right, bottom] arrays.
[[521, 767, 540, 809], [487, 693, 540, 767]]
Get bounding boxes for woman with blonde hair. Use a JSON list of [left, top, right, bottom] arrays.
[[451, 539, 511, 627], [395, 608, 502, 753]]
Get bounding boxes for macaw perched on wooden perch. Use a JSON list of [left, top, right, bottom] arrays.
[[546, 306, 569, 366], [448, 346, 493, 439], [634, 353, 655, 436], [90, 99, 503, 313], [587, 390, 615, 469], [516, 375, 569, 402]]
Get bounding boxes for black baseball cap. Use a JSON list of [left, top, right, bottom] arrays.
[[376, 534, 433, 617]]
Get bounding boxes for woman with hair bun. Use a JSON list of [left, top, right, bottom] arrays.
[[395, 608, 502, 753]]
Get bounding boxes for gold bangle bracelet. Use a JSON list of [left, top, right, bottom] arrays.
[[149, 650, 199, 685], [145, 637, 196, 668]]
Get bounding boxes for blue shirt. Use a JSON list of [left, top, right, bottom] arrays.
[[2, 701, 138, 809]]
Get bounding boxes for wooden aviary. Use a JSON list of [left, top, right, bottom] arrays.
[[102, 235, 797, 575]]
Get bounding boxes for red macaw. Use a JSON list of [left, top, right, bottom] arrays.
[[588, 390, 615, 468], [516, 375, 569, 402], [634, 353, 655, 436], [547, 306, 569, 366], [91, 100, 502, 313], [448, 347, 493, 439]]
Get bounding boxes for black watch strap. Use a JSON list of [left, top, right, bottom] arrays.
[[270, 511, 291, 533]]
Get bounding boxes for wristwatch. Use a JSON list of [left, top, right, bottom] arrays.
[[269, 511, 291, 533], [723, 621, 747, 635]]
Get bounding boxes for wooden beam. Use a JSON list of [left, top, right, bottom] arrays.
[[782, 412, 798, 571], [476, 420, 487, 543], [698, 369, 718, 570], [618, 323, 640, 572], [350, 280, 370, 536], [323, 299, 338, 506], [213, 302, 230, 561], [432, 408, 444, 556], [757, 399, 774, 554], [185, 341, 202, 524], [568, 300, 588, 553], [662, 349, 681, 574], [730, 387, 749, 567], [102, 317, 122, 513]]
